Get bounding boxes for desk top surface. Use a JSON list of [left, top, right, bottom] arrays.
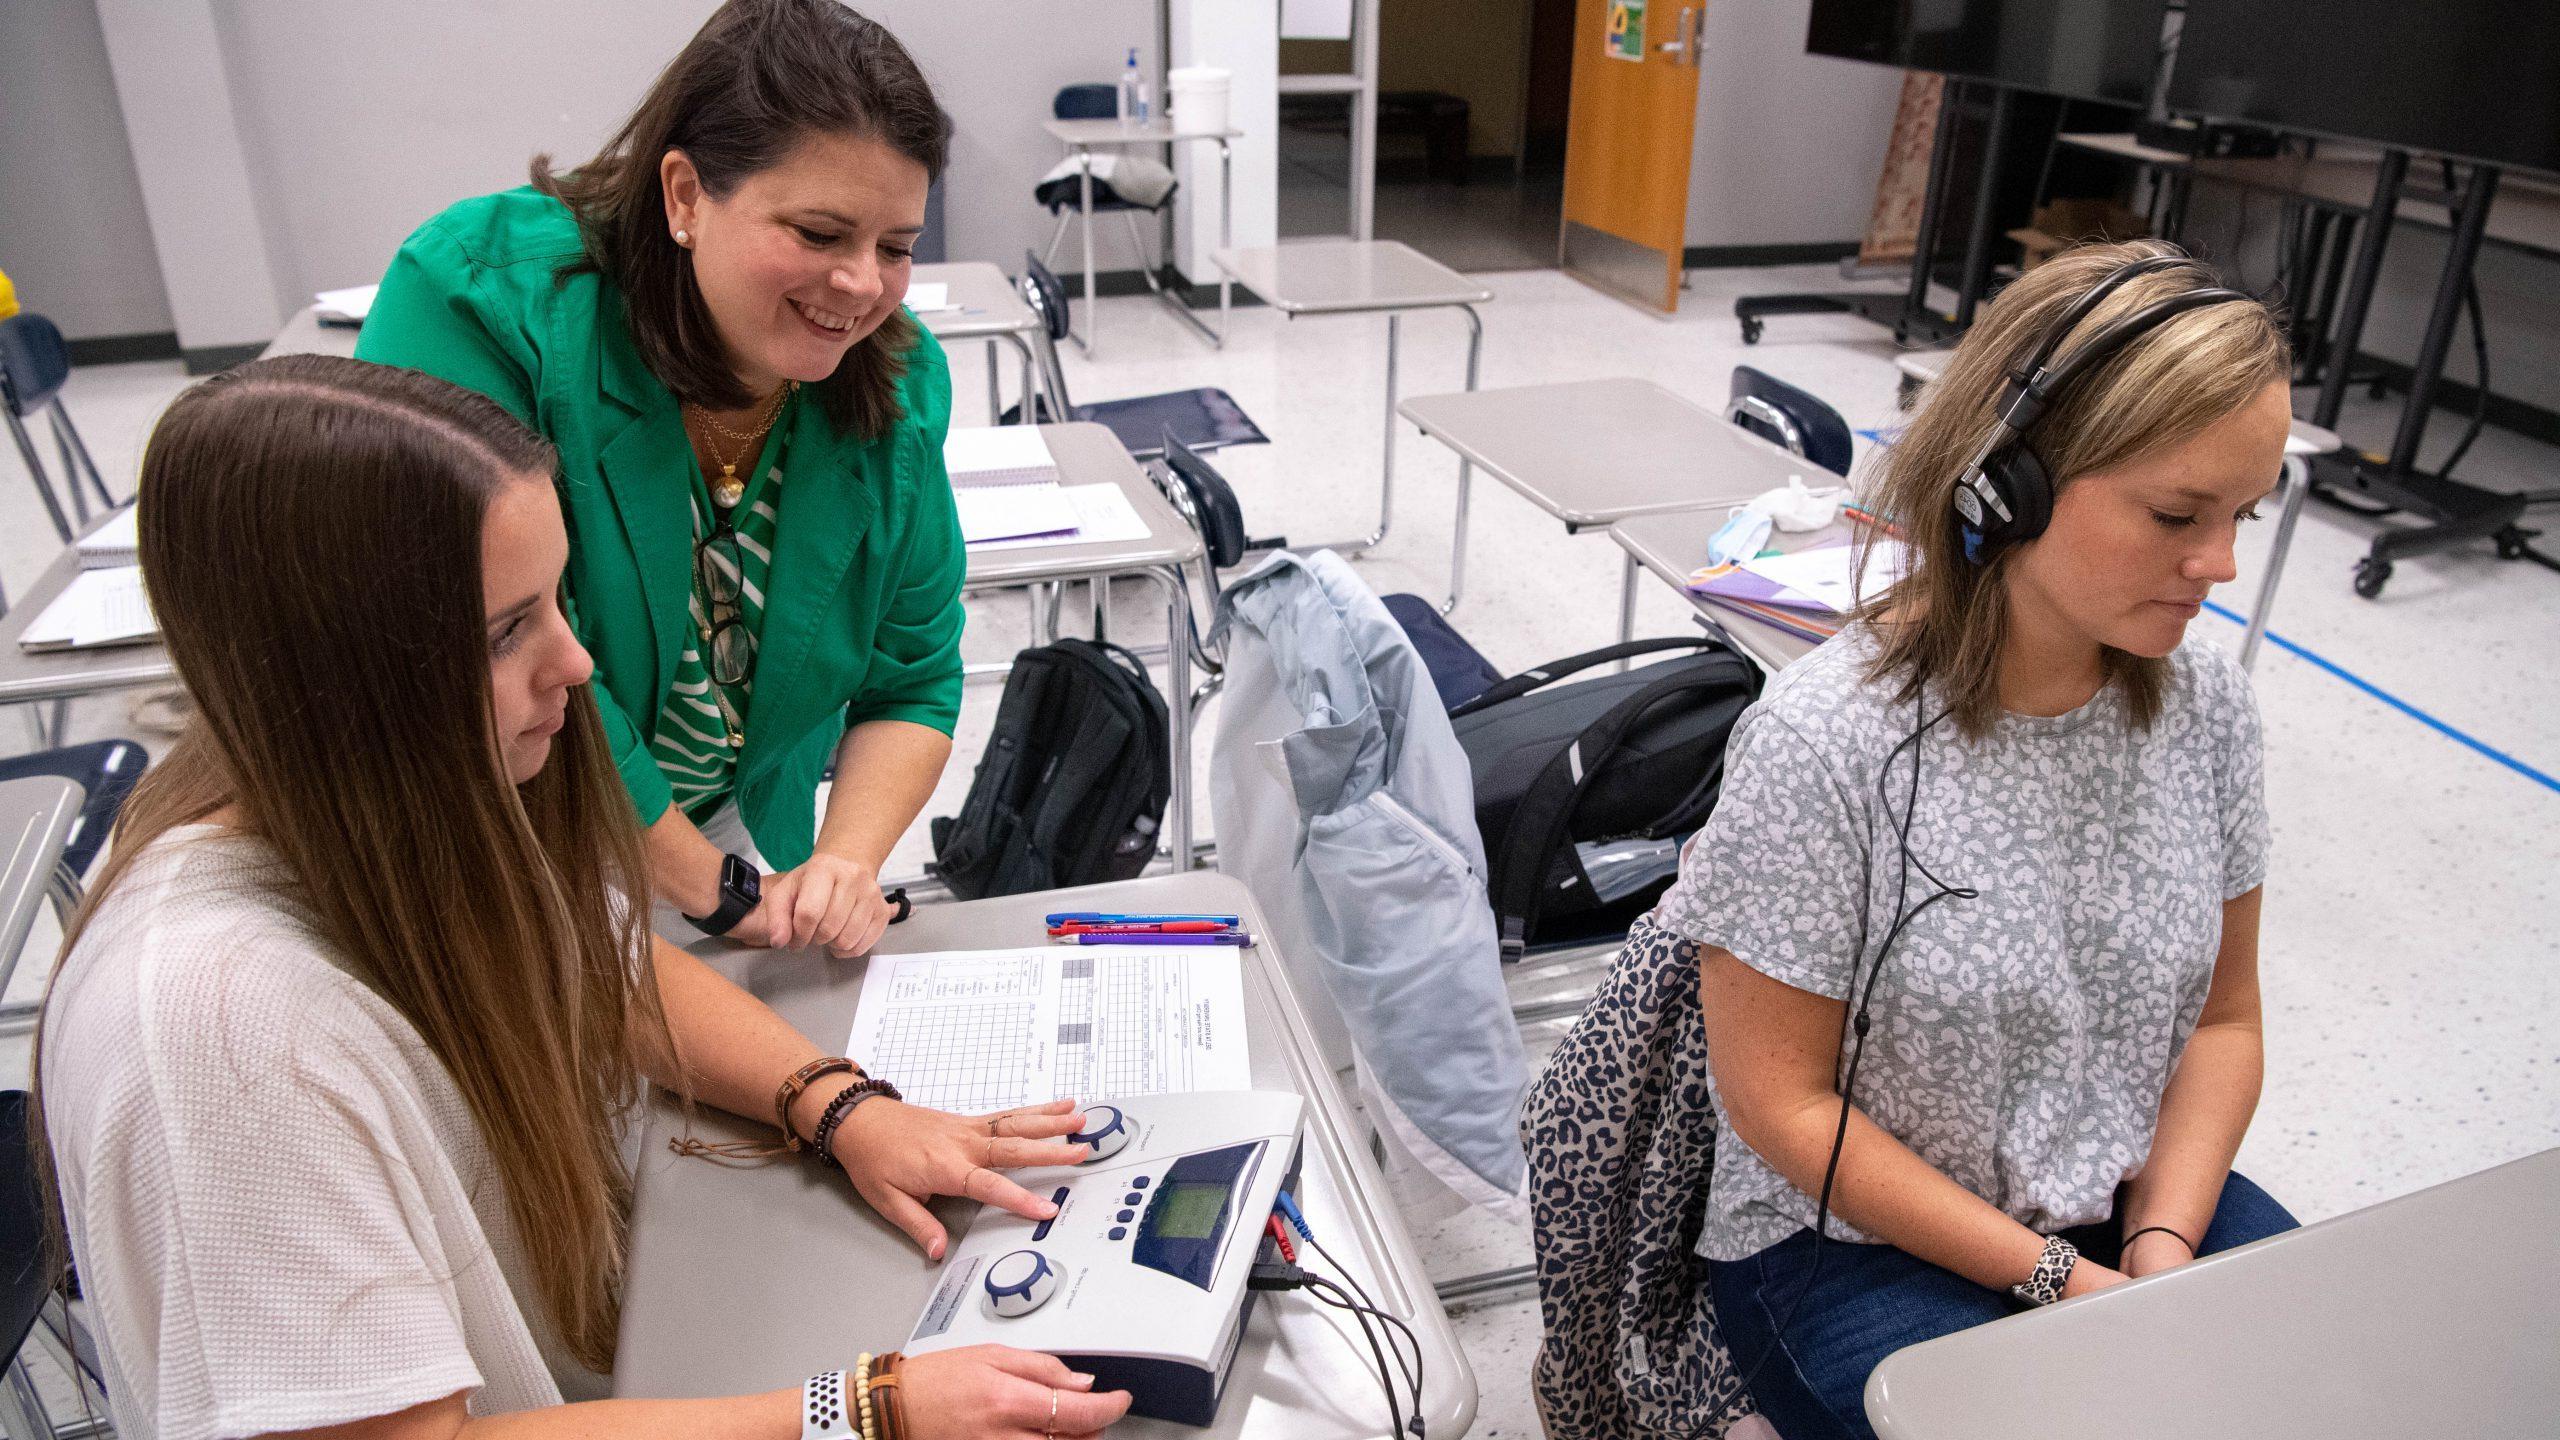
[[0, 775, 84, 973], [1400, 377, 1803, 527], [1212, 240, 1492, 314], [909, 262, 1039, 341], [1045, 117, 1242, 146], [613, 870, 1476, 1438], [1608, 508, 1832, 673], [959, 424, 1202, 586], [1866, 1147, 2560, 1440], [0, 542, 175, 705]]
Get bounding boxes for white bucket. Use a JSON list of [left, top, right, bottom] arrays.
[[1167, 66, 1231, 135]]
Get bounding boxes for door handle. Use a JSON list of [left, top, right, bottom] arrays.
[[1656, 4, 1705, 65]]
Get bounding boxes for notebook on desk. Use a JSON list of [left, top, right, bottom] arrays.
[[75, 506, 139, 569], [19, 566, 158, 651], [942, 426, 1060, 488]]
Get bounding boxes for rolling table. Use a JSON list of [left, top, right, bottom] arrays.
[[909, 261, 1046, 425], [1045, 118, 1240, 357], [1866, 1147, 2560, 1440], [1214, 241, 1492, 610], [612, 870, 1478, 1438], [1397, 377, 1805, 637]]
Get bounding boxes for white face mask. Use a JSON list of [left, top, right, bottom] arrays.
[[1707, 476, 1848, 565]]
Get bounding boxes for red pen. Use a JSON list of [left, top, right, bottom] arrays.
[[1048, 921, 1234, 935]]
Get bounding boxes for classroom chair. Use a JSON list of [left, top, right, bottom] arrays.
[[1725, 365, 1855, 479], [1034, 85, 1173, 278], [0, 313, 120, 545], [0, 1091, 113, 1437], [1008, 254, 1269, 461], [0, 740, 149, 1008]]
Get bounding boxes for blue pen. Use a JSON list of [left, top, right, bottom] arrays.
[[1056, 931, 1253, 947], [1044, 911, 1240, 926]]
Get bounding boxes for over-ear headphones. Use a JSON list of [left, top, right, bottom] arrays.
[[1950, 253, 2255, 563]]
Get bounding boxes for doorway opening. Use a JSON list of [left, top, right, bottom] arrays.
[[1278, 0, 1578, 272]]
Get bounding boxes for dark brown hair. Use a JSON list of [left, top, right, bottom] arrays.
[[532, 0, 952, 436], [35, 355, 674, 1374], [1855, 240, 2290, 736]]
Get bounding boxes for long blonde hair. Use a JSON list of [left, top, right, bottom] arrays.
[[35, 355, 670, 1373], [1856, 240, 2289, 736]]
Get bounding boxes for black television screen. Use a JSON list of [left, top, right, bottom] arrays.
[[1807, 0, 2168, 106], [2168, 1, 2560, 178]]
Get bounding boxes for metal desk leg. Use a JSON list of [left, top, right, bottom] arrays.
[[1371, 313, 1401, 552], [1217, 139, 1233, 344], [984, 339, 1002, 425], [995, 333, 1041, 424], [2242, 452, 2312, 670], [1076, 149, 1098, 356], [1439, 303, 1484, 613], [1147, 565, 1196, 870], [1618, 552, 1640, 653]]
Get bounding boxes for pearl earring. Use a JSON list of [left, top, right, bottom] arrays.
[[675, 229, 690, 246]]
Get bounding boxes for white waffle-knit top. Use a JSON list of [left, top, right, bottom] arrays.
[[39, 825, 610, 1438]]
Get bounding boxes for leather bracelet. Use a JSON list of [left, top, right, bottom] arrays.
[[813, 1076, 904, 1168], [2009, 1233, 2080, 1306], [774, 1058, 860, 1153], [871, 1352, 906, 1440], [801, 1369, 853, 1438], [2123, 1224, 2197, 1254]]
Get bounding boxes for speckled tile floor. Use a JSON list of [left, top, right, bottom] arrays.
[[9, 263, 2556, 1436]]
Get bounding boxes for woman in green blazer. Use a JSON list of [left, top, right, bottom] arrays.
[[360, 0, 963, 958]]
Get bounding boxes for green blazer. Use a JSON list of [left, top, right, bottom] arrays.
[[356, 187, 965, 868]]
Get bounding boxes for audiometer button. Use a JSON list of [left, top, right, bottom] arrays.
[[1123, 1192, 1144, 1206], [982, 1249, 1061, 1318], [1109, 1226, 1128, 1240], [1071, 1104, 1132, 1162], [1117, 1209, 1135, 1223], [1131, 1175, 1150, 1189], [1031, 1186, 1072, 1242]]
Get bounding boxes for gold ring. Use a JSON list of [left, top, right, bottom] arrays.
[[1047, 1387, 1059, 1438]]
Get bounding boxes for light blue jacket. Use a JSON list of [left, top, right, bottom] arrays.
[[1208, 550, 1528, 1222]]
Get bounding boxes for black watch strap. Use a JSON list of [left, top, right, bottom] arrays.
[[689, 853, 761, 937]]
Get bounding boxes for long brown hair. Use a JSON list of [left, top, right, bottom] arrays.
[[1856, 240, 2289, 736], [35, 355, 670, 1373], [532, 0, 951, 438]]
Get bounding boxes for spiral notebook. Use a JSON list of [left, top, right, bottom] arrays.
[[942, 427, 1059, 488]]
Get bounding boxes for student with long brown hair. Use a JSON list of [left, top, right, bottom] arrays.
[[36, 356, 1129, 1439], [1652, 242, 2302, 1438]]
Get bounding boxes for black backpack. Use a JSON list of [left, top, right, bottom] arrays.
[[929, 638, 1170, 899], [1448, 636, 1764, 960]]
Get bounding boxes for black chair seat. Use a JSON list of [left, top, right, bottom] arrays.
[[0, 316, 72, 417], [0, 739, 149, 878], [1076, 389, 1267, 462], [1728, 365, 1855, 478]]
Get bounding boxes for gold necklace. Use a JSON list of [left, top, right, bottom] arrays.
[[685, 381, 796, 508]]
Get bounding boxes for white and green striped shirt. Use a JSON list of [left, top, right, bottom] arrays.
[[649, 459, 781, 821]]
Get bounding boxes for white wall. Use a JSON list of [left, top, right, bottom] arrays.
[[0, 0, 173, 340], [1682, 0, 1904, 250]]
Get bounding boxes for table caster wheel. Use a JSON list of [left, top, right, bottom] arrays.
[[2353, 556, 2392, 598], [1739, 317, 1763, 345]]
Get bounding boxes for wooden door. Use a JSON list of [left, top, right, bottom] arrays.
[[1559, 0, 1708, 311]]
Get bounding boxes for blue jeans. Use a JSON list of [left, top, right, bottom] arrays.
[[1705, 1172, 2298, 1440]]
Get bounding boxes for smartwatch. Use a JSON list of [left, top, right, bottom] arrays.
[[688, 853, 762, 937]]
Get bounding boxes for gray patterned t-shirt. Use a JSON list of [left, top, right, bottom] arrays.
[[1654, 624, 2270, 1261]]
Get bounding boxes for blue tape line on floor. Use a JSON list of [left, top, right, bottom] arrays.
[[2203, 599, 2560, 796]]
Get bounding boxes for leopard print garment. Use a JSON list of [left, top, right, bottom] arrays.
[[1524, 914, 1751, 1438]]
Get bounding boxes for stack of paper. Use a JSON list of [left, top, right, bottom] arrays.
[[1686, 539, 1904, 643], [943, 426, 1060, 488], [75, 506, 140, 569], [965, 483, 1151, 553], [955, 484, 1082, 545], [19, 566, 158, 651], [904, 282, 959, 315], [315, 284, 377, 326]]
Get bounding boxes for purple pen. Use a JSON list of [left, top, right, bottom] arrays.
[[1057, 931, 1253, 947]]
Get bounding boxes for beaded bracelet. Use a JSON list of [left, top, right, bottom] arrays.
[[855, 1353, 876, 1440], [812, 1076, 905, 1169]]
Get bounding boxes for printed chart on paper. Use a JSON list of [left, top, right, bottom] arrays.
[[845, 946, 1249, 1114]]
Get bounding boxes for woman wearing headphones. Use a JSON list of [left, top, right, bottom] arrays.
[[358, 0, 956, 954], [1667, 242, 2300, 1439], [38, 357, 1128, 1439]]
